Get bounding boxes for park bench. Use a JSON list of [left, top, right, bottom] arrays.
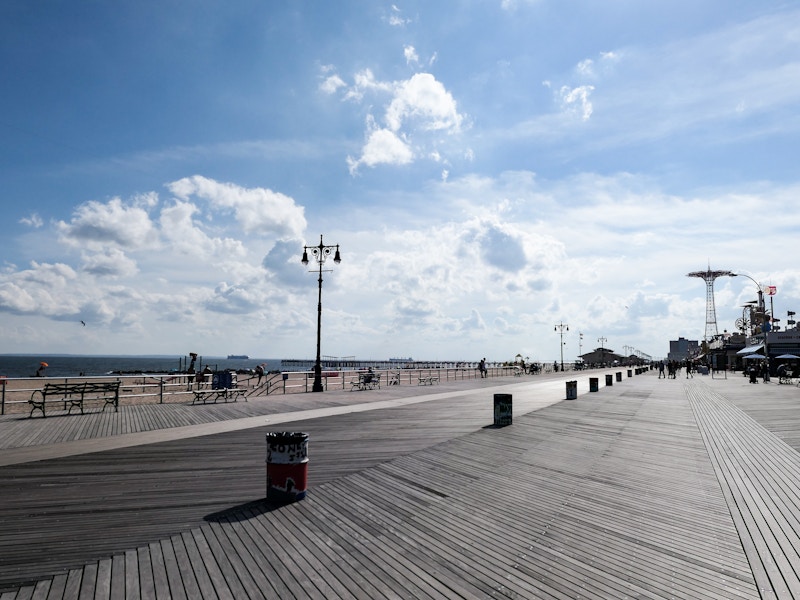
[[191, 387, 246, 404], [191, 371, 246, 404], [29, 381, 121, 418], [350, 373, 381, 391], [417, 375, 439, 385]]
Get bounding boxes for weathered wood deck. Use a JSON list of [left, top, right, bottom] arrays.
[[1, 371, 799, 598]]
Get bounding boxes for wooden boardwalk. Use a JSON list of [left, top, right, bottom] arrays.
[[1, 372, 799, 598]]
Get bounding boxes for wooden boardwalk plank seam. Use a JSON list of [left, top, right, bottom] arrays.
[[687, 380, 800, 599], [4, 375, 792, 598]]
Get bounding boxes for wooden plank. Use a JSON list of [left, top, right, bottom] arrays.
[[92, 558, 111, 600]]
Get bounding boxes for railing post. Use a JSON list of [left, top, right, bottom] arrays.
[[159, 377, 164, 404], [0, 377, 6, 415]]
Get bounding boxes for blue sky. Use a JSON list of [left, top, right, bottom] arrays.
[[1, 1, 799, 363]]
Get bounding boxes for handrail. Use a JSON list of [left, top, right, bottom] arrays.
[[0, 365, 558, 415]]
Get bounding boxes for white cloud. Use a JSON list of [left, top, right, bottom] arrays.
[[167, 175, 307, 238], [559, 85, 595, 121], [82, 249, 139, 278], [338, 71, 465, 173], [57, 197, 156, 250], [385, 73, 463, 133], [19, 213, 43, 228], [320, 73, 346, 94], [387, 5, 412, 27], [404, 45, 419, 65], [347, 126, 414, 174]]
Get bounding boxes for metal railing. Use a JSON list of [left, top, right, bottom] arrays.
[[0, 365, 529, 415]]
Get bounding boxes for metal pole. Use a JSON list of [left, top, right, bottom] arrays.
[[313, 258, 324, 392]]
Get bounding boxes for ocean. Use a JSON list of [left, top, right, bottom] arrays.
[[0, 355, 283, 379]]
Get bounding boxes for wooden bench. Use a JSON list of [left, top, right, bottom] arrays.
[[417, 375, 439, 385], [191, 387, 245, 404], [29, 381, 121, 418], [350, 373, 381, 391]]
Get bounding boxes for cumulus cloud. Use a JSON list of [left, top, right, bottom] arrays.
[[347, 126, 414, 174], [385, 73, 463, 132], [333, 68, 465, 173], [205, 282, 263, 314], [0, 262, 80, 316], [58, 197, 156, 250], [320, 72, 346, 94], [82, 249, 139, 278], [167, 175, 307, 238]]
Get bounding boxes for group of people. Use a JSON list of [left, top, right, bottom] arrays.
[[657, 359, 695, 379], [747, 360, 770, 384]]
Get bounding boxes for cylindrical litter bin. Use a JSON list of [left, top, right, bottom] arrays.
[[605, 374, 613, 386], [627, 369, 632, 378], [589, 377, 599, 392], [616, 372, 622, 382], [266, 432, 308, 503], [565, 380, 577, 400], [493, 393, 512, 426]]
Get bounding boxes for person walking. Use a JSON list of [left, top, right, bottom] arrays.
[[479, 358, 487, 378]]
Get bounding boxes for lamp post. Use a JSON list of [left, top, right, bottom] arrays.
[[301, 235, 341, 393], [598, 336, 607, 366], [554, 322, 569, 371]]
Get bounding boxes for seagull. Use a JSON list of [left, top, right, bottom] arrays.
[[80, 320, 86, 326]]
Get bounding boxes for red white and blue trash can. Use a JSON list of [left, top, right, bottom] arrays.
[[266, 432, 309, 503]]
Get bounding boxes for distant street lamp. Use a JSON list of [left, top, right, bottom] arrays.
[[554, 322, 569, 371], [598, 336, 607, 366], [302, 235, 341, 393]]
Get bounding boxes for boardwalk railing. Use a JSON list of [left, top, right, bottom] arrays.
[[0, 366, 524, 415]]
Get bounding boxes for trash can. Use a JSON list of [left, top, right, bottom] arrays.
[[627, 369, 632, 378], [589, 377, 599, 392], [605, 374, 613, 386], [266, 432, 309, 503], [566, 381, 577, 400], [616, 372, 622, 382], [493, 393, 512, 426], [213, 371, 234, 389]]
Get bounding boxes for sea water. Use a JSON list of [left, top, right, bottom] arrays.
[[0, 355, 282, 379]]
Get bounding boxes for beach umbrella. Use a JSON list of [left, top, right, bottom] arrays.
[[39, 361, 48, 367], [743, 354, 764, 360], [776, 354, 800, 359]]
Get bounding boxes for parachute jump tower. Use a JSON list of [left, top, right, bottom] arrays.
[[687, 267, 735, 341]]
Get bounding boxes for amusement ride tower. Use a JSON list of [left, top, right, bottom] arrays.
[[687, 267, 735, 341]]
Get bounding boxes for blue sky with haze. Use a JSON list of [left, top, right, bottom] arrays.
[[1, 1, 798, 363]]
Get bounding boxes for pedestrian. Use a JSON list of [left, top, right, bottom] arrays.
[[479, 358, 487, 378], [255, 363, 265, 385], [658, 361, 665, 379]]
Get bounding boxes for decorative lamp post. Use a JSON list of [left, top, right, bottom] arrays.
[[301, 235, 341, 393], [598, 336, 607, 366], [554, 322, 569, 371]]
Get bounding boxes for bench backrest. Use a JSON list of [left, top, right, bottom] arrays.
[[42, 381, 121, 396]]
